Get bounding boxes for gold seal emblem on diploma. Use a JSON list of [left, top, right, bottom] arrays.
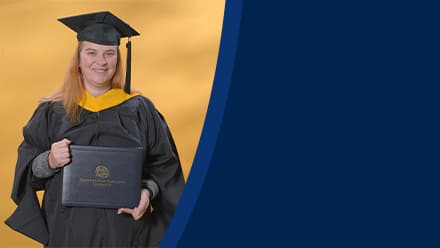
[[95, 165, 110, 178]]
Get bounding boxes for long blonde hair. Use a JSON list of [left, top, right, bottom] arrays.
[[42, 41, 124, 122]]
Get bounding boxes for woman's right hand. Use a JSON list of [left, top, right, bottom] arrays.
[[48, 138, 72, 169]]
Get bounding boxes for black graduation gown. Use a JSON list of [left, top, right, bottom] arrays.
[[5, 94, 185, 247]]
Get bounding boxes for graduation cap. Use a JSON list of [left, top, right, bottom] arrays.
[[58, 11, 140, 93]]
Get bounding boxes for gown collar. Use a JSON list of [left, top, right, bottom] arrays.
[[78, 88, 140, 112]]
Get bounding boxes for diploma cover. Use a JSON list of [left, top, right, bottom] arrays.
[[62, 145, 144, 209]]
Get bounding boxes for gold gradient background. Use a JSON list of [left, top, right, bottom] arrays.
[[0, 0, 224, 246]]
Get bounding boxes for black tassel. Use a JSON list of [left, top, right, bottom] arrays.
[[124, 38, 132, 94]]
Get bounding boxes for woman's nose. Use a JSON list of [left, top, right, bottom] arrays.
[[96, 54, 108, 65]]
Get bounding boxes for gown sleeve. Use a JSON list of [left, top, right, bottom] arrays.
[[139, 98, 185, 245], [4, 102, 53, 245]]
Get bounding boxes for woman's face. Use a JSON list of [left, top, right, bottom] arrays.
[[79, 41, 118, 90]]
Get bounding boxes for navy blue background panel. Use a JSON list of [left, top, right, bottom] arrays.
[[164, 1, 440, 247]]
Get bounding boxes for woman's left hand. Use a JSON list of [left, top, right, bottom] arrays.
[[117, 189, 150, 220]]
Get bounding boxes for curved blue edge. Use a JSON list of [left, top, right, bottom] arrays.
[[159, 1, 243, 247]]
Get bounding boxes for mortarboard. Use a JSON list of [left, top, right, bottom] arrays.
[[58, 11, 140, 93]]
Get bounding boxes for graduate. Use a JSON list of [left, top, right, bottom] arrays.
[[5, 11, 185, 247]]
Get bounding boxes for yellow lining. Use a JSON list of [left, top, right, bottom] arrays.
[[78, 89, 140, 112]]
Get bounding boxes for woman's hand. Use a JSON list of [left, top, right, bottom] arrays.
[[117, 189, 150, 220], [48, 138, 71, 169]]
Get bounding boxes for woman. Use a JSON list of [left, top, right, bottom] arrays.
[[5, 11, 185, 247]]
